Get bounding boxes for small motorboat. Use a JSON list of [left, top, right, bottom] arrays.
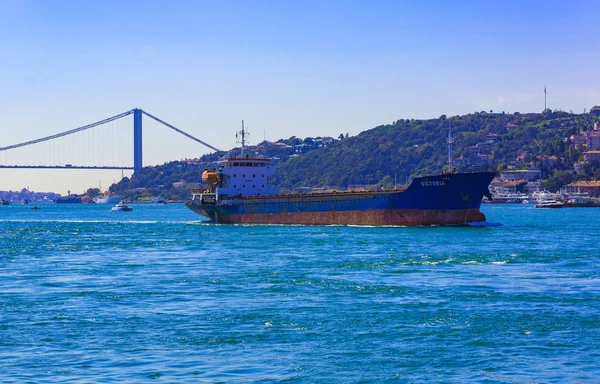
[[29, 205, 40, 210], [111, 202, 133, 212], [534, 200, 564, 208]]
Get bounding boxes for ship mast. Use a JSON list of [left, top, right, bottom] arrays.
[[240, 120, 246, 157], [447, 122, 454, 173]]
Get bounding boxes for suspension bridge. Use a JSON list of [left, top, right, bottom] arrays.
[[0, 108, 219, 173]]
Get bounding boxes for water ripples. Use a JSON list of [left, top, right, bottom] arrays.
[[1, 203, 599, 381]]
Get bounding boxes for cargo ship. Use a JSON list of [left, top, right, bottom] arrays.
[[186, 124, 495, 226], [54, 195, 82, 204]]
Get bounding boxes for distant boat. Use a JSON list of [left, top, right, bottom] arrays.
[[534, 200, 564, 208], [482, 192, 525, 204], [82, 195, 96, 204], [1, 199, 9, 206], [30, 205, 40, 210], [532, 190, 561, 204], [54, 195, 82, 204], [110, 201, 133, 212], [95, 193, 122, 204], [520, 195, 538, 204]]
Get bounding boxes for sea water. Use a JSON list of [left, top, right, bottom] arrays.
[[1, 203, 599, 382]]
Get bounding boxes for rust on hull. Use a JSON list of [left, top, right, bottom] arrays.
[[187, 206, 486, 226]]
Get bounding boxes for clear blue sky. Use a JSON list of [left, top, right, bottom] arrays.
[[1, 0, 599, 194]]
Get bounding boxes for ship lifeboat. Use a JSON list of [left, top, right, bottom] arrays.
[[202, 170, 219, 185]]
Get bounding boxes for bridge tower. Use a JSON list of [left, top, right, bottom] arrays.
[[133, 108, 143, 173]]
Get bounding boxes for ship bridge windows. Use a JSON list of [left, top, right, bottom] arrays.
[[228, 161, 268, 167], [227, 161, 269, 167]]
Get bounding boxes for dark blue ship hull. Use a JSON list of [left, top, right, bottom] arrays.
[[186, 172, 496, 226], [54, 196, 82, 204]]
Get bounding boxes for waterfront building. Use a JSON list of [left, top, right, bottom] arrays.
[[565, 180, 600, 197], [500, 169, 542, 181]]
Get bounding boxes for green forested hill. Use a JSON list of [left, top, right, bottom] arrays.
[[110, 109, 600, 199], [271, 110, 597, 188]]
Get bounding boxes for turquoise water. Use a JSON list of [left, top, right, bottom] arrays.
[[1, 203, 599, 382]]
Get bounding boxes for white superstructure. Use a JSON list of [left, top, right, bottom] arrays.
[[190, 121, 279, 204], [213, 156, 279, 198]]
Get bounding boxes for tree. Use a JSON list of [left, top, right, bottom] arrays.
[[544, 172, 574, 192], [286, 136, 301, 146], [376, 175, 394, 190]]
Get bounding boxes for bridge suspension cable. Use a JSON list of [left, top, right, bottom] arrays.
[[0, 108, 220, 171], [141, 110, 220, 152], [0, 110, 135, 152]]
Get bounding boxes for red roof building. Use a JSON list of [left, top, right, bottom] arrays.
[[565, 180, 600, 197]]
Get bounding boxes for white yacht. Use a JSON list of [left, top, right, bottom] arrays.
[[110, 202, 133, 212]]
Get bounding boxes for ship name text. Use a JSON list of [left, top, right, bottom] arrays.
[[420, 180, 446, 187]]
